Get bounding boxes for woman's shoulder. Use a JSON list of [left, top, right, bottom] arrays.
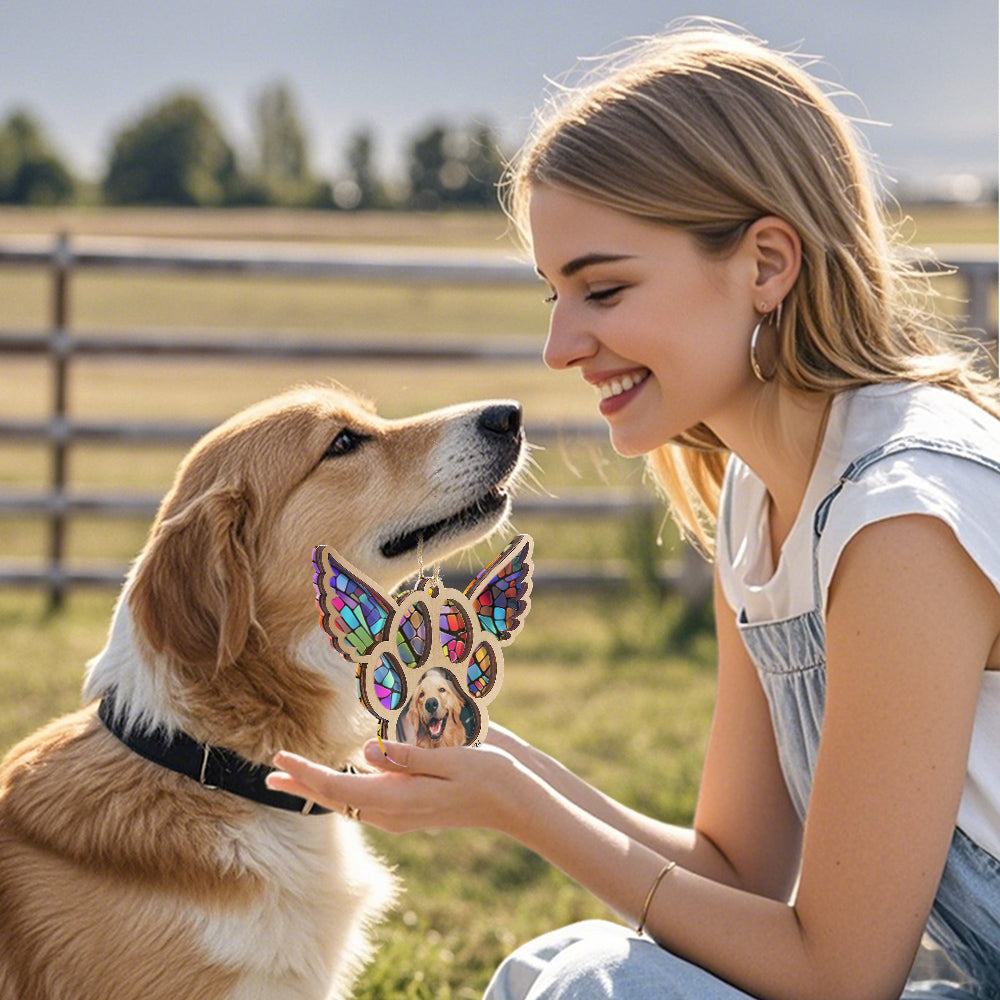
[[724, 380, 999, 495], [817, 382, 1000, 603], [835, 381, 1000, 460], [716, 380, 1000, 590], [826, 381, 1000, 546]]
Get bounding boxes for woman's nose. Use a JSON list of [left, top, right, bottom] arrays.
[[542, 304, 597, 372]]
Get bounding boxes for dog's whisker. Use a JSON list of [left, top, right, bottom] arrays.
[[515, 465, 554, 500]]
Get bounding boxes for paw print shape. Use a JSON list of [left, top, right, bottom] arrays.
[[313, 535, 533, 747]]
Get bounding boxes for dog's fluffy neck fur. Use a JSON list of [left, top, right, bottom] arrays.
[[85, 582, 373, 771]]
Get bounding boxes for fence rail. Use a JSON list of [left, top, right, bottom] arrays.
[[1, 233, 996, 608]]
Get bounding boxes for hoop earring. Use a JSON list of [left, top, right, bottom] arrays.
[[749, 304, 781, 383], [749, 320, 768, 382]]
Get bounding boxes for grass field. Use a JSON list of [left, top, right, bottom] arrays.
[[0, 583, 717, 999], [0, 203, 995, 996]]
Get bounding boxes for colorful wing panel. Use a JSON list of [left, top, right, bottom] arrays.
[[464, 535, 534, 640], [313, 545, 395, 660]]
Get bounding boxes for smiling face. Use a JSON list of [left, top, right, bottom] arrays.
[[529, 184, 763, 457], [410, 667, 470, 748]]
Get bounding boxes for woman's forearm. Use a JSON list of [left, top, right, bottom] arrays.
[[489, 725, 745, 889], [495, 757, 870, 1000]]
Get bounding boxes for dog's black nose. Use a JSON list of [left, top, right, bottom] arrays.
[[478, 403, 522, 440], [425, 698, 438, 714]]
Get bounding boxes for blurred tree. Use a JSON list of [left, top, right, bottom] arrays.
[[405, 120, 505, 209], [254, 82, 308, 184], [249, 80, 330, 207], [333, 127, 386, 209], [102, 92, 239, 206], [407, 123, 449, 209], [0, 109, 76, 204], [462, 123, 506, 206]]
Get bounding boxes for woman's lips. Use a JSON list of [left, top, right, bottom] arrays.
[[591, 368, 651, 416]]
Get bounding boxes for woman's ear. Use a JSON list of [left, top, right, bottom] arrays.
[[746, 216, 801, 308]]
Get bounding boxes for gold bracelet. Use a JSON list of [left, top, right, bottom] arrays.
[[636, 860, 676, 935]]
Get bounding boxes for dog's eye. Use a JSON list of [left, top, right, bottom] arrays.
[[324, 428, 368, 459]]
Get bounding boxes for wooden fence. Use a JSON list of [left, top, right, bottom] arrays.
[[0, 233, 996, 609]]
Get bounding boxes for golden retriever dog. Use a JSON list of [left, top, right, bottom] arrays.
[[0, 383, 525, 1000], [398, 667, 476, 748]]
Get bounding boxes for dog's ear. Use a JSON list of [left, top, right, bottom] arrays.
[[443, 672, 479, 744], [458, 699, 478, 744], [396, 702, 411, 743], [131, 484, 257, 671]]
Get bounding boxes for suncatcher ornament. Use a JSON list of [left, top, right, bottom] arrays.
[[312, 535, 534, 748]]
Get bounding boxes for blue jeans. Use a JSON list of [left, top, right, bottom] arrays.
[[483, 920, 983, 999]]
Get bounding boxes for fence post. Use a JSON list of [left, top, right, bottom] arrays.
[[966, 263, 998, 368], [47, 232, 72, 612]]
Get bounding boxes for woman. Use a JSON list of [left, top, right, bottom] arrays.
[[269, 24, 1000, 999]]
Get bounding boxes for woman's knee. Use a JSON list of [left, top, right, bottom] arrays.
[[483, 921, 630, 1000], [484, 920, 756, 1000]]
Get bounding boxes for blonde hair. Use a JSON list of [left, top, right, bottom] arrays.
[[504, 22, 999, 554]]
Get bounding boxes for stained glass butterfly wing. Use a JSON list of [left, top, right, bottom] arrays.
[[313, 545, 395, 661], [464, 535, 534, 641]]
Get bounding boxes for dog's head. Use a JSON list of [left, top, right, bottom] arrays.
[[409, 667, 476, 748], [129, 383, 526, 674]]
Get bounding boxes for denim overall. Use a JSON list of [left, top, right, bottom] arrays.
[[736, 427, 1000, 998], [485, 409, 1000, 1000]]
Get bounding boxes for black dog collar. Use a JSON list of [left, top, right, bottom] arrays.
[[98, 691, 332, 816]]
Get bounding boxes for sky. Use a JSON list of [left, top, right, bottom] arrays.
[[2, 0, 997, 196]]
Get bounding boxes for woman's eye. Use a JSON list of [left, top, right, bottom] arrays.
[[323, 428, 368, 459], [586, 285, 627, 303]]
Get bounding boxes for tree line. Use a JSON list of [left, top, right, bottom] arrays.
[[0, 81, 509, 211]]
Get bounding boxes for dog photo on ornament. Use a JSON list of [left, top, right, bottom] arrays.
[[399, 666, 478, 748]]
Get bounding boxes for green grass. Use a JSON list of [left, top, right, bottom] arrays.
[[0, 583, 717, 999]]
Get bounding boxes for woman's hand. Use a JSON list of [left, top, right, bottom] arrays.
[[482, 721, 534, 761], [266, 739, 519, 835]]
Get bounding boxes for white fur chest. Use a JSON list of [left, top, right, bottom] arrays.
[[192, 808, 395, 999]]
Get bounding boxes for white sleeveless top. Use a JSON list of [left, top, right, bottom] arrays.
[[717, 382, 1000, 861]]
